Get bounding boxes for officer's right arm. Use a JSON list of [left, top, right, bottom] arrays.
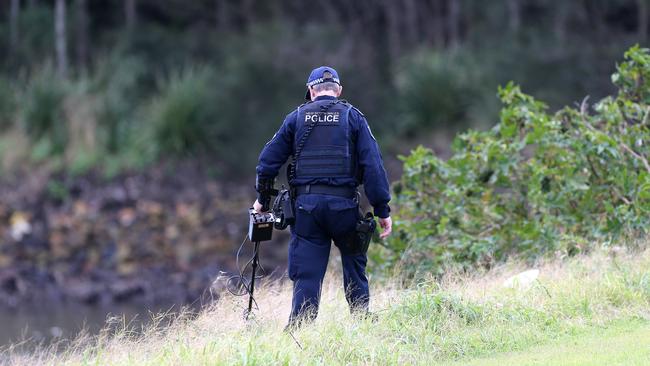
[[254, 111, 296, 212], [256, 110, 296, 180]]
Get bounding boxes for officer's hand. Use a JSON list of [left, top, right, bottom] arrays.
[[378, 216, 392, 239], [253, 199, 264, 213]]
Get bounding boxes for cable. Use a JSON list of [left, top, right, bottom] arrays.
[[226, 235, 251, 296], [225, 234, 266, 317]]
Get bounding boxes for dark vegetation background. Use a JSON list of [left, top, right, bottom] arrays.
[[0, 0, 648, 319], [1, 0, 648, 175]]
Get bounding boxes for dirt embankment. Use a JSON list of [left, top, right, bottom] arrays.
[[0, 163, 289, 308]]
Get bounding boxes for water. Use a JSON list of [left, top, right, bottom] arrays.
[[0, 302, 187, 347]]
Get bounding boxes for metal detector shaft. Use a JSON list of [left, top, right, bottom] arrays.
[[246, 241, 261, 319]]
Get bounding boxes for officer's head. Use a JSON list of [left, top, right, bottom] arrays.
[[305, 66, 343, 101]]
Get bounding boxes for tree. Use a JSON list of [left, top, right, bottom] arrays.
[[639, 0, 648, 42], [507, 0, 521, 33], [125, 0, 137, 32], [215, 0, 229, 30], [75, 0, 88, 72], [448, 0, 461, 48], [55, 0, 68, 79], [10, 0, 20, 52]]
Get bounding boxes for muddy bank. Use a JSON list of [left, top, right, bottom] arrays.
[[0, 163, 289, 308]]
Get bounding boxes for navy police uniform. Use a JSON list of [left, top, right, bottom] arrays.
[[256, 66, 391, 325]]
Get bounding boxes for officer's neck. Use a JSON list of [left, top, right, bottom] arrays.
[[312, 93, 338, 101]]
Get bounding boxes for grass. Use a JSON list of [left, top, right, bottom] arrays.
[[4, 245, 650, 365], [444, 320, 650, 366]]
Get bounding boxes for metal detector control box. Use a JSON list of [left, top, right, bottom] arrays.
[[248, 209, 275, 242]]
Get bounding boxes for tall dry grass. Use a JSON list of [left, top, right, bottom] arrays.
[[3, 243, 649, 365]]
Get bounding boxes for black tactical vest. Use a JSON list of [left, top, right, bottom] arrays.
[[294, 99, 355, 180]]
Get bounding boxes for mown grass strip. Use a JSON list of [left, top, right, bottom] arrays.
[[443, 319, 650, 366]]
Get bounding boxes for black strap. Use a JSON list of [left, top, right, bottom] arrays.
[[294, 184, 356, 198], [289, 99, 343, 181]]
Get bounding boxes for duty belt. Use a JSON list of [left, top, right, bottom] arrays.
[[294, 184, 356, 199]]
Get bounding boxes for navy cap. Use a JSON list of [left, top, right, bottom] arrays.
[[305, 66, 341, 100]]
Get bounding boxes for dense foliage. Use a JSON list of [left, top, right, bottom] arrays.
[[0, 1, 648, 176], [374, 46, 650, 277]]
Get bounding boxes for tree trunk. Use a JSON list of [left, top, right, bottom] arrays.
[[403, 0, 419, 47], [125, 0, 136, 32], [215, 0, 228, 29], [10, 0, 20, 51], [242, 0, 254, 31], [55, 0, 68, 79], [639, 0, 648, 42], [75, 0, 88, 72], [553, 2, 568, 44], [448, 0, 461, 48], [507, 0, 520, 33], [587, 1, 606, 35], [382, 0, 402, 62], [341, 0, 362, 37], [431, 0, 445, 48]]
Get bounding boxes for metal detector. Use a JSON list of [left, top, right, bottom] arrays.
[[244, 208, 275, 319]]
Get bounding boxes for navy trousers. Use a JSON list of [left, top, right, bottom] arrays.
[[287, 193, 369, 324]]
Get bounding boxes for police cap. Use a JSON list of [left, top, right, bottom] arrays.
[[305, 66, 341, 101]]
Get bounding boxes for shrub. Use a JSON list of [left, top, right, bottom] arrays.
[[143, 24, 306, 173], [1, 5, 54, 73], [93, 54, 150, 154], [394, 51, 487, 137], [374, 46, 650, 278], [0, 77, 16, 129], [20, 66, 68, 155], [145, 67, 220, 157]]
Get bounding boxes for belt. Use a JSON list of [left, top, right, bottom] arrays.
[[294, 184, 357, 198]]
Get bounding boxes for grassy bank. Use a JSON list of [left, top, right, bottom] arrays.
[[7, 244, 650, 365]]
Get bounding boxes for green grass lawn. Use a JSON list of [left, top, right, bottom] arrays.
[[446, 320, 650, 366]]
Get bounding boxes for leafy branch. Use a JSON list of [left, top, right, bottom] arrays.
[[375, 46, 650, 278]]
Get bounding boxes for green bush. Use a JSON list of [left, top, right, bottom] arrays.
[[394, 50, 488, 137], [0, 77, 16, 128], [94, 54, 150, 154], [143, 24, 307, 173], [374, 46, 650, 278], [20, 67, 68, 154], [145, 67, 220, 157], [1, 5, 54, 74], [200, 23, 315, 173]]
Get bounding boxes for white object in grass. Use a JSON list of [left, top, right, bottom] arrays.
[[503, 269, 540, 289]]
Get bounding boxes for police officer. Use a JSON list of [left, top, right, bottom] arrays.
[[253, 66, 392, 328]]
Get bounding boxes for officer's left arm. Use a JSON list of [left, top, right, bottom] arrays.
[[352, 109, 392, 220]]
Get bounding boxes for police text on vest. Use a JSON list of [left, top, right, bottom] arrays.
[[305, 112, 340, 125]]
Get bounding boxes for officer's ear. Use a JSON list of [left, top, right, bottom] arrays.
[[309, 87, 317, 101], [336, 85, 343, 97]]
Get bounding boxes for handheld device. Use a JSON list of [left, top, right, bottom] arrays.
[[248, 209, 275, 242]]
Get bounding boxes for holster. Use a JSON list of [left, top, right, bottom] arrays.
[[272, 187, 295, 230], [281, 190, 295, 225], [339, 212, 377, 256]]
